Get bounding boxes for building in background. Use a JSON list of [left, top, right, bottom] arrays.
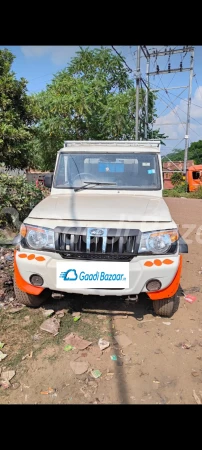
[[163, 160, 194, 189]]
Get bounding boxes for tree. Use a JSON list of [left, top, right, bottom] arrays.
[[31, 47, 166, 170], [164, 140, 202, 165], [0, 49, 39, 168]]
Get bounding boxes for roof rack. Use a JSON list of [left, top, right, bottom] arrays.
[[63, 140, 161, 147]]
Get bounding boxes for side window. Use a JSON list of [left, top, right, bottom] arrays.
[[55, 155, 66, 185], [192, 171, 200, 180]]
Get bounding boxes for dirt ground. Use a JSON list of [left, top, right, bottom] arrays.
[[1, 197, 202, 404]]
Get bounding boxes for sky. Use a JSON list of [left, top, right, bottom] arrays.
[[1, 45, 202, 158]]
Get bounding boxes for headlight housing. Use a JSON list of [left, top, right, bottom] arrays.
[[138, 229, 178, 255], [20, 224, 55, 251]]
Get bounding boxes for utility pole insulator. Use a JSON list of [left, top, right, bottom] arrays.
[[141, 46, 194, 157]]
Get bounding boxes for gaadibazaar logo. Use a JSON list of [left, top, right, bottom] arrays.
[[59, 269, 126, 282]]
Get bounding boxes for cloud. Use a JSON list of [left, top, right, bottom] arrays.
[[153, 86, 202, 149], [20, 46, 82, 65]]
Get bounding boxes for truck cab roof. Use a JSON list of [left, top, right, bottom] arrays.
[[188, 165, 202, 171], [58, 140, 161, 154]]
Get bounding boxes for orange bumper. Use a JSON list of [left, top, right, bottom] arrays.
[[14, 250, 44, 296], [148, 255, 182, 300]]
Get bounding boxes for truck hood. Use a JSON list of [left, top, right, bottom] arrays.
[[29, 193, 172, 223]]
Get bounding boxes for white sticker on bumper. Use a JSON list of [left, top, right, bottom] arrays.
[[56, 261, 129, 288]]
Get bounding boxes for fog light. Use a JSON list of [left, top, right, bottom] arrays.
[[146, 279, 162, 291], [30, 274, 44, 286]]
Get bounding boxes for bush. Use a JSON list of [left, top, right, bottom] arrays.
[[163, 189, 181, 198], [172, 181, 188, 193], [0, 173, 47, 230], [163, 181, 188, 198], [170, 172, 184, 186], [189, 186, 202, 199]]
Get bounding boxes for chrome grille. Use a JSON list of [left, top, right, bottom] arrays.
[[54, 227, 140, 261]]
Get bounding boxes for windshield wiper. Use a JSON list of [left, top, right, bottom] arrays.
[[74, 181, 117, 192]]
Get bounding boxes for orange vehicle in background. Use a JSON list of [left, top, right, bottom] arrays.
[[186, 165, 202, 192]]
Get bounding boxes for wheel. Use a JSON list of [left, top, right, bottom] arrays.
[[14, 276, 51, 308], [152, 294, 180, 317]]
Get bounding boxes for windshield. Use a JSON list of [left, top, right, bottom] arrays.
[[54, 152, 161, 190]]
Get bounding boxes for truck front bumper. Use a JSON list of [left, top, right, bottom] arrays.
[[14, 249, 182, 300]]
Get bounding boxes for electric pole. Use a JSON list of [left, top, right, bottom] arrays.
[[145, 58, 150, 139], [140, 46, 151, 139], [142, 46, 194, 168], [135, 46, 141, 140], [183, 49, 194, 174]]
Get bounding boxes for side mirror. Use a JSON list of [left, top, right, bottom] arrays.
[[179, 235, 188, 253], [44, 173, 53, 188], [11, 234, 22, 246]]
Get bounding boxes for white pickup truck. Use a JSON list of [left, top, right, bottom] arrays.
[[13, 140, 187, 317]]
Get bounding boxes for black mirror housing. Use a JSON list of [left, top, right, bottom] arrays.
[[44, 174, 53, 188]]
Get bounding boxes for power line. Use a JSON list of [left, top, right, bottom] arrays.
[[152, 53, 171, 91], [150, 78, 202, 110], [152, 92, 201, 138], [149, 47, 195, 174], [157, 96, 201, 136], [140, 77, 149, 90], [157, 80, 187, 123], [161, 138, 186, 140], [147, 78, 202, 130], [164, 138, 185, 152], [111, 46, 133, 73], [166, 73, 176, 89], [155, 87, 188, 117], [161, 154, 186, 171], [162, 145, 183, 149], [194, 73, 202, 102], [145, 83, 187, 129], [149, 49, 182, 108], [168, 90, 202, 110], [131, 48, 201, 148], [113, 46, 201, 144], [156, 122, 186, 125], [150, 47, 187, 87]]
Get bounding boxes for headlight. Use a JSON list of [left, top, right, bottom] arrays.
[[138, 229, 178, 255], [20, 224, 55, 250]]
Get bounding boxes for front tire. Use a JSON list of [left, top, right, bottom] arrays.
[[152, 294, 180, 317], [14, 276, 51, 307]]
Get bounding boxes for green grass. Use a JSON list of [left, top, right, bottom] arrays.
[[0, 305, 104, 368], [54, 313, 101, 344], [0, 289, 112, 382], [0, 308, 45, 368], [163, 190, 182, 198], [46, 355, 58, 363], [163, 187, 202, 199], [32, 312, 103, 361], [7, 348, 26, 369]]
